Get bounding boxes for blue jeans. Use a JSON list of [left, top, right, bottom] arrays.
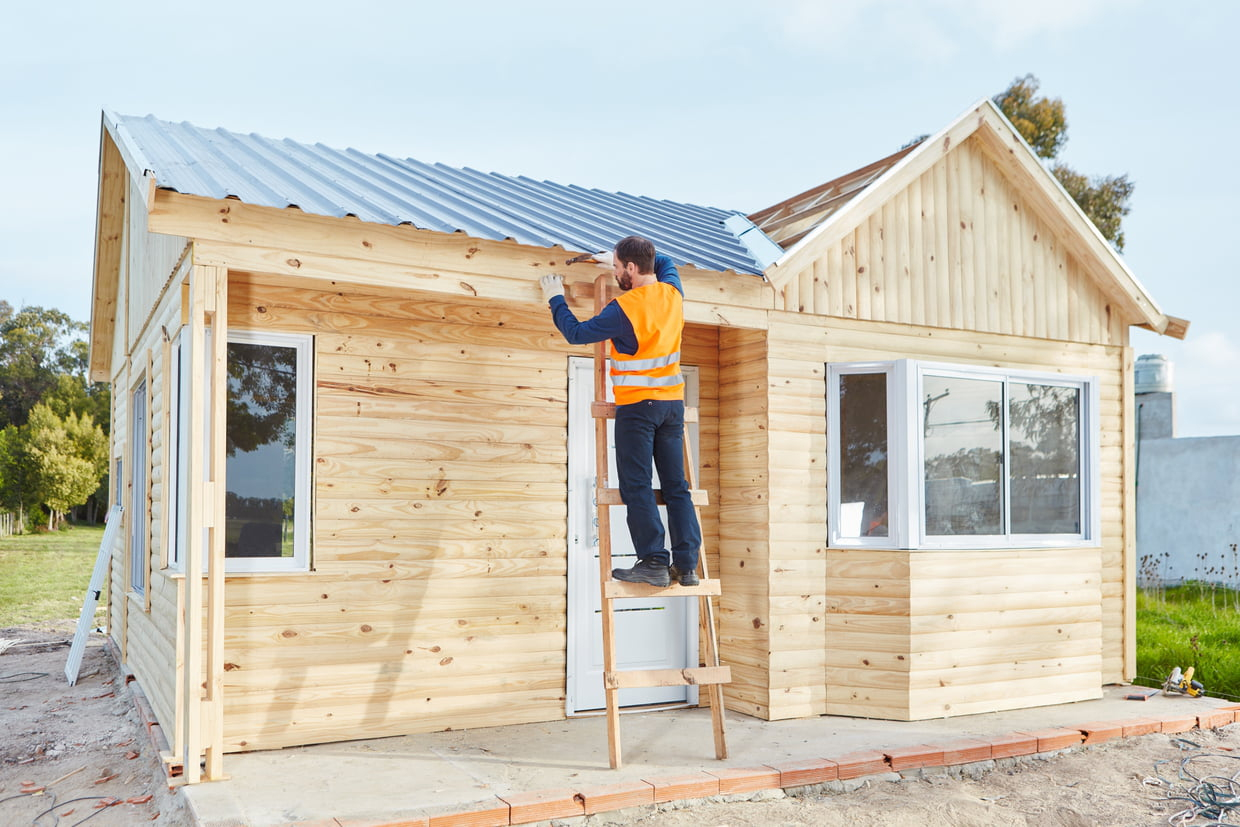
[[613, 399, 701, 573]]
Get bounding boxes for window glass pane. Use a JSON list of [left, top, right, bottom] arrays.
[[1009, 383, 1080, 534], [226, 341, 298, 558], [839, 373, 889, 538], [923, 375, 1002, 535]]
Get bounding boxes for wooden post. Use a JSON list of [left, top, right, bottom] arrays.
[[593, 272, 622, 769], [181, 263, 208, 785], [204, 263, 228, 779], [180, 260, 228, 783]]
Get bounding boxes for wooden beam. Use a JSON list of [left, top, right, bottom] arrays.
[[604, 666, 731, 689], [603, 579, 722, 598], [203, 261, 227, 781], [90, 127, 126, 383], [180, 263, 208, 785], [1121, 346, 1136, 682]]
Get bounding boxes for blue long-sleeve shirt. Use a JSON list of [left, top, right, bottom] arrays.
[[548, 254, 683, 355]]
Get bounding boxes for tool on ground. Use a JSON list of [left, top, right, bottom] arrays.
[[1163, 666, 1206, 697], [588, 268, 728, 769]]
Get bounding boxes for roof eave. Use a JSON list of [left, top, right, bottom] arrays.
[[763, 98, 1182, 336]]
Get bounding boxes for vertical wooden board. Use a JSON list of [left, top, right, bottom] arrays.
[[780, 273, 798, 315], [1087, 272, 1104, 343], [798, 264, 816, 314], [944, 150, 963, 329], [867, 211, 885, 321], [1065, 256, 1081, 342], [854, 225, 872, 320], [971, 144, 997, 333], [894, 188, 914, 325], [1017, 198, 1035, 336], [956, 145, 977, 330], [986, 162, 1010, 334], [839, 233, 858, 318], [1056, 238, 1072, 342], [915, 170, 935, 327], [873, 203, 889, 321], [1032, 216, 1050, 340], [812, 256, 830, 317], [931, 161, 951, 328], [825, 242, 844, 318]]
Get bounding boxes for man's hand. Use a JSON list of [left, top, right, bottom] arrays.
[[540, 273, 565, 302], [593, 250, 615, 268]]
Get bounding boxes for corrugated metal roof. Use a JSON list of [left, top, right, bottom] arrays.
[[110, 113, 769, 276]]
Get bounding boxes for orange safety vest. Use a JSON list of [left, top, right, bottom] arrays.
[[610, 283, 685, 405]]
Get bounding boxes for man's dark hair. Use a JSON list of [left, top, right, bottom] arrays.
[[614, 236, 656, 273]]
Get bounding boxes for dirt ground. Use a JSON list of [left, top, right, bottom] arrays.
[[627, 729, 1240, 827], [0, 621, 188, 826], [4, 622, 1240, 827]]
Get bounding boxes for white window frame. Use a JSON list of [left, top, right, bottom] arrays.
[[224, 329, 314, 574], [827, 359, 1100, 550], [167, 328, 314, 573]]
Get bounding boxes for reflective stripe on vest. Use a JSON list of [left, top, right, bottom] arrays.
[[609, 351, 680, 372], [612, 373, 683, 387]]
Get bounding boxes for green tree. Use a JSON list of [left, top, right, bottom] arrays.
[[0, 423, 35, 529], [0, 304, 87, 429], [24, 403, 108, 530], [993, 74, 1134, 251], [992, 74, 1067, 160]]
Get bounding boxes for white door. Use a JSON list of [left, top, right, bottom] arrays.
[[566, 357, 700, 714]]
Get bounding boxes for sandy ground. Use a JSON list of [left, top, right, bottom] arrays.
[[4, 621, 1240, 827], [0, 621, 188, 826], [623, 729, 1240, 827]]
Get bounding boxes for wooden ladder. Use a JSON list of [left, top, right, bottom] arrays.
[[589, 272, 729, 769]]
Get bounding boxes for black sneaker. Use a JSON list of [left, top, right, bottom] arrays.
[[612, 559, 671, 587], [669, 566, 700, 587]]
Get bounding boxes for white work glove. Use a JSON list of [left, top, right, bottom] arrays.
[[540, 273, 565, 302], [593, 250, 615, 268]]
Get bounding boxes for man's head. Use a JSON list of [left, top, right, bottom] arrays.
[[613, 235, 656, 291]]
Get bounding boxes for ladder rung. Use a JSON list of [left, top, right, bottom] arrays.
[[597, 488, 708, 507], [591, 401, 698, 422], [604, 579, 722, 598], [605, 666, 731, 690]]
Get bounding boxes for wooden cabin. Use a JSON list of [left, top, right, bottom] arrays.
[[89, 99, 1185, 781]]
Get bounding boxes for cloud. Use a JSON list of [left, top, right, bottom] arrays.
[[772, 0, 1140, 59]]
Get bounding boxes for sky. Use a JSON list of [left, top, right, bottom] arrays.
[[2, 0, 1236, 437]]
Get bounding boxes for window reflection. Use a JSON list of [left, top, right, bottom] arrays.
[[1009, 383, 1080, 534], [839, 373, 889, 537], [923, 376, 1002, 535], [226, 341, 298, 558]]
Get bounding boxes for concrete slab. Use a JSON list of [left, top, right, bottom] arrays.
[[182, 687, 1231, 826]]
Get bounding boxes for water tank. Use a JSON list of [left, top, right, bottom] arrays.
[[1135, 354, 1174, 394]]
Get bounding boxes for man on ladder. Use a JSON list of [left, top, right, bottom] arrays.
[[540, 235, 700, 588]]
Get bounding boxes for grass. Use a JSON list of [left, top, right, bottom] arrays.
[[1136, 583, 1240, 702], [0, 525, 108, 628]]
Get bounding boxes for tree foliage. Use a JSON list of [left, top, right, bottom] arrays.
[[993, 74, 1134, 251], [1051, 163, 1136, 252], [0, 304, 87, 429], [19, 404, 107, 530], [0, 303, 111, 530], [992, 74, 1067, 160]]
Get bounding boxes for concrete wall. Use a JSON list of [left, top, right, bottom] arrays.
[[1136, 432, 1240, 586]]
